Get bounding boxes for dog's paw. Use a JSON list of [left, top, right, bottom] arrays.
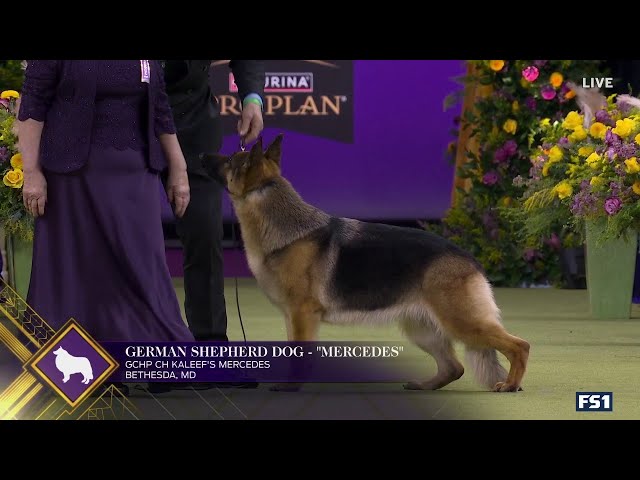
[[493, 381, 523, 392], [269, 382, 302, 392]]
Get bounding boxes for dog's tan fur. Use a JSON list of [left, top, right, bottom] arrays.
[[207, 136, 530, 392]]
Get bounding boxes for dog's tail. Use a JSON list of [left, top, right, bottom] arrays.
[[464, 348, 508, 390]]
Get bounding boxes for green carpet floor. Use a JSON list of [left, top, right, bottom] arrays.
[[173, 278, 640, 420]]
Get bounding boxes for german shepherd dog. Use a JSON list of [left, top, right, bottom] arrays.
[[203, 135, 530, 392]]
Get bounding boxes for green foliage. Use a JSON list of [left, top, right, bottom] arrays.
[[0, 61, 24, 91]]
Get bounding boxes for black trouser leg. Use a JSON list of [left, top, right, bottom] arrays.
[[173, 170, 228, 341]]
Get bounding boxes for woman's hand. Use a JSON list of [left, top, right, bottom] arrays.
[[166, 166, 190, 218], [23, 168, 47, 217]]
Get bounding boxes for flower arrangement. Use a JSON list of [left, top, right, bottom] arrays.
[[518, 86, 640, 246], [0, 89, 32, 241], [430, 60, 607, 287]]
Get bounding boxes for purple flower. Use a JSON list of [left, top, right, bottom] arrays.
[[571, 190, 598, 216], [614, 164, 627, 176], [604, 197, 622, 215], [610, 182, 621, 196], [503, 140, 518, 157], [541, 85, 557, 100], [533, 60, 548, 67], [558, 137, 570, 147], [580, 179, 591, 191], [605, 129, 620, 145], [494, 147, 508, 164], [0, 98, 9, 109], [607, 148, 617, 161], [482, 171, 499, 186], [619, 142, 637, 159], [542, 142, 553, 150], [0, 147, 7, 162], [524, 97, 537, 110], [595, 109, 613, 126]]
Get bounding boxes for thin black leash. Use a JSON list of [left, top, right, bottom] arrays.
[[231, 220, 247, 343], [233, 139, 248, 343]]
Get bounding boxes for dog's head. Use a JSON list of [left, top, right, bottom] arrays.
[[53, 347, 66, 356], [202, 134, 283, 197]]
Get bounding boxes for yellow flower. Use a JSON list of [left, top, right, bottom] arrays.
[[503, 119, 517, 135], [512, 100, 519, 112], [554, 182, 573, 199], [635, 133, 640, 145], [520, 78, 530, 88], [489, 60, 505, 72], [550, 72, 564, 88], [562, 111, 584, 131], [568, 125, 587, 142], [9, 153, 22, 170], [612, 118, 636, 138], [501, 196, 512, 207], [0, 90, 19, 99], [542, 162, 552, 177], [3, 169, 24, 189], [633, 181, 640, 195], [540, 118, 551, 127], [590, 176, 604, 187], [589, 122, 607, 140], [578, 145, 594, 157], [548, 145, 563, 163], [586, 152, 601, 169], [625, 157, 640, 174], [564, 89, 576, 100]]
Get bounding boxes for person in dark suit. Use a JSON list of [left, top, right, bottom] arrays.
[[159, 61, 264, 390]]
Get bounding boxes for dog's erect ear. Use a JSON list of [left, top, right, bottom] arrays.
[[248, 137, 264, 164], [265, 134, 283, 166]]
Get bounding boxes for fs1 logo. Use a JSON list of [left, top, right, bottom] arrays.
[[576, 392, 613, 412]]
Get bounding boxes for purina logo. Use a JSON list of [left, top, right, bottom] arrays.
[[576, 392, 613, 412], [230, 72, 314, 93], [211, 60, 354, 143]]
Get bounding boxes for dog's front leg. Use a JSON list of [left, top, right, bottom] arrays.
[[270, 305, 321, 392]]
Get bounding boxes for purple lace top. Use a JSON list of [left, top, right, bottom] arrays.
[[93, 61, 150, 151], [17, 60, 175, 173]]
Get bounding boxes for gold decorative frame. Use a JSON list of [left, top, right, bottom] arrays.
[[0, 278, 133, 420]]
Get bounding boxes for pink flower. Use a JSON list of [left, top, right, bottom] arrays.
[[541, 85, 557, 100], [544, 233, 561, 250], [522, 66, 539, 82], [0, 98, 9, 109]]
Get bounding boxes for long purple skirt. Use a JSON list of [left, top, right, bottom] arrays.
[[27, 146, 195, 342]]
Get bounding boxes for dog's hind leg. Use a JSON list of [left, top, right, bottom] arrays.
[[401, 318, 465, 391], [426, 269, 530, 393]]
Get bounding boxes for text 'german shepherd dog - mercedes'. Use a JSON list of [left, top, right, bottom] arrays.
[[203, 135, 530, 392]]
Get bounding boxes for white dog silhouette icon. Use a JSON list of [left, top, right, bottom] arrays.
[[53, 347, 94, 384]]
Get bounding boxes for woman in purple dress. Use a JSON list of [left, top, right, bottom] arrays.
[[17, 60, 195, 348]]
